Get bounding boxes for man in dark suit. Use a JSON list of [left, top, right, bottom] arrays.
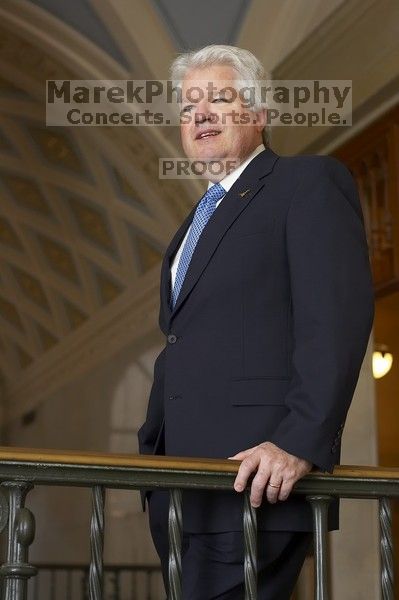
[[137, 45, 374, 599]]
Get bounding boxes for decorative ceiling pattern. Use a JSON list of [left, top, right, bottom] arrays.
[[0, 16, 194, 390], [0, 0, 359, 415], [28, 0, 130, 69], [0, 109, 176, 383]]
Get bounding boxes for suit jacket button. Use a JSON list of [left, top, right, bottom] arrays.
[[167, 334, 177, 344]]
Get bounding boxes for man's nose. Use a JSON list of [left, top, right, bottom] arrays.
[[194, 99, 213, 124]]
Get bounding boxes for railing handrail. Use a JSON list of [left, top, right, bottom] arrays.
[[0, 445, 398, 480], [0, 446, 397, 599], [0, 446, 399, 500]]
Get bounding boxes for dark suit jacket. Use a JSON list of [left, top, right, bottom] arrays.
[[137, 146, 374, 533]]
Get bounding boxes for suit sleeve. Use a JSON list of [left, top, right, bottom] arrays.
[[137, 345, 166, 512], [268, 156, 374, 472], [137, 346, 166, 454]]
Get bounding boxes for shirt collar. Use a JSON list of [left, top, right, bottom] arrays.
[[207, 143, 266, 192]]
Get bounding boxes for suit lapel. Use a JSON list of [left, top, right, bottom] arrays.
[[161, 147, 279, 323]]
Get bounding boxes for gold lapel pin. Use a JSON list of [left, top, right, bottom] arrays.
[[239, 188, 251, 198]]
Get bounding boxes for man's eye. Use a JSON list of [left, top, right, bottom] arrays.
[[212, 97, 229, 103], [181, 105, 194, 113]]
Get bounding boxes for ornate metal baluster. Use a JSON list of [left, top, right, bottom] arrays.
[[146, 569, 152, 600], [89, 486, 105, 600], [168, 488, 182, 600], [0, 486, 9, 600], [81, 569, 87, 599], [66, 568, 72, 600], [243, 490, 257, 600], [379, 497, 394, 600], [109, 569, 117, 600], [50, 569, 56, 600], [307, 495, 331, 600], [131, 568, 137, 598], [0, 482, 37, 600], [115, 569, 121, 600], [33, 574, 39, 600]]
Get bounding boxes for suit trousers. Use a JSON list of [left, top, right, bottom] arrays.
[[148, 489, 312, 600]]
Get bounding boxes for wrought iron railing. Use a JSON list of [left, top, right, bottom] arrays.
[[21, 563, 162, 600], [0, 447, 397, 600]]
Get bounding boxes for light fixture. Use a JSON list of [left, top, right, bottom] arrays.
[[372, 345, 393, 379]]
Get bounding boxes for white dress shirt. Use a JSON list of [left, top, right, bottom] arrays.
[[170, 143, 266, 289]]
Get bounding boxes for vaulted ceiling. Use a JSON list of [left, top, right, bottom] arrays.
[[0, 2, 200, 403], [0, 0, 353, 416]]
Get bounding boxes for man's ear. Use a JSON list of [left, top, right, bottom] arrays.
[[255, 108, 267, 132]]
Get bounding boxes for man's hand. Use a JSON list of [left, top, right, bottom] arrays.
[[227, 442, 312, 507]]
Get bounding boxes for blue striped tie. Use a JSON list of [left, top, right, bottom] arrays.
[[171, 182, 225, 309]]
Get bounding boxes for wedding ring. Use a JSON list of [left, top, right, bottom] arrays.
[[267, 481, 281, 488]]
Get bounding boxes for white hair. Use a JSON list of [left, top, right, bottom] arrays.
[[170, 44, 271, 145]]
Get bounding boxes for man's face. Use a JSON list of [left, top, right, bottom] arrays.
[[180, 65, 265, 172]]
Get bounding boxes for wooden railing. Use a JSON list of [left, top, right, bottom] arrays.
[[0, 447, 398, 599]]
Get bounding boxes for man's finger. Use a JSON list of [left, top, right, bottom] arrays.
[[227, 452, 248, 460], [249, 468, 271, 506], [227, 446, 258, 460], [233, 455, 261, 491], [265, 478, 283, 504], [278, 480, 293, 502]]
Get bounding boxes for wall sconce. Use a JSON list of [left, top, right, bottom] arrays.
[[372, 345, 393, 379]]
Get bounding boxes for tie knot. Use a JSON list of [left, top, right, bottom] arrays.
[[205, 182, 225, 205]]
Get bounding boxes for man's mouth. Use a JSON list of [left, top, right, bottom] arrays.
[[195, 129, 222, 140]]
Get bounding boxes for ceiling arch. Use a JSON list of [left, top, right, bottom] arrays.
[[0, 1, 200, 410], [0, 0, 366, 418]]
